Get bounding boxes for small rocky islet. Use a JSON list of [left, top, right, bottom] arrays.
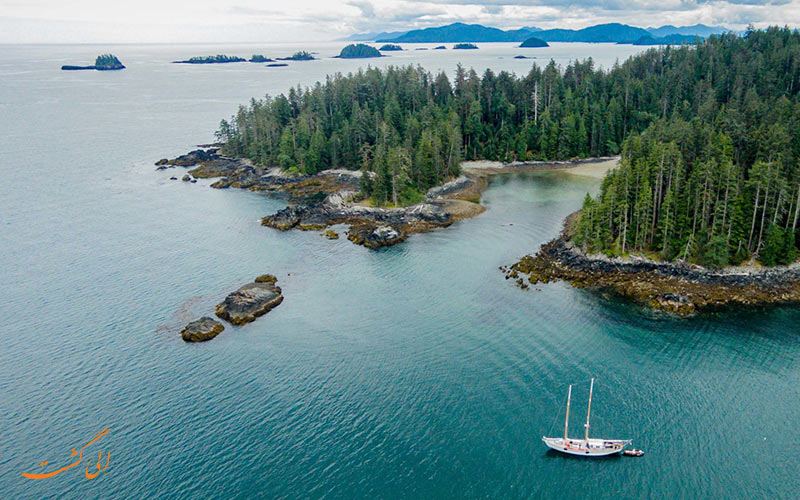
[[181, 317, 225, 342], [507, 213, 800, 316], [181, 275, 284, 342], [215, 275, 284, 326]]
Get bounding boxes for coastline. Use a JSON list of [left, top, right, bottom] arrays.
[[157, 147, 618, 248], [508, 212, 800, 316]]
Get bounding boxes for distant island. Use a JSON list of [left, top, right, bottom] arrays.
[[336, 44, 382, 59], [62, 54, 125, 71], [434, 45, 446, 50], [633, 34, 700, 45], [277, 51, 315, 61], [173, 55, 246, 64], [519, 36, 549, 48], [379, 44, 403, 51], [351, 22, 730, 44], [453, 43, 478, 50], [377, 22, 537, 43], [249, 54, 275, 62]]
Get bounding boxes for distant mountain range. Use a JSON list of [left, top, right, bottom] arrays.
[[645, 24, 727, 38], [343, 22, 730, 44]]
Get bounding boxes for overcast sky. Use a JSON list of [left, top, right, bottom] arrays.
[[0, 0, 797, 43]]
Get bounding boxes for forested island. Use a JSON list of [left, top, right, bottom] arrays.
[[379, 44, 403, 51], [277, 51, 315, 61], [520, 37, 549, 48], [453, 43, 479, 50], [62, 54, 125, 71], [173, 55, 246, 64], [336, 44, 382, 59]]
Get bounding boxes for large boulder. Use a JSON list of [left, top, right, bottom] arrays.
[[262, 205, 305, 230], [181, 317, 225, 342], [347, 223, 406, 249], [215, 279, 284, 325]]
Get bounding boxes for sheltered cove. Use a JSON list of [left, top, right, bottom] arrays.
[[157, 146, 616, 249]]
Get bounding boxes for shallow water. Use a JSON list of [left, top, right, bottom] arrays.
[[1, 42, 799, 499]]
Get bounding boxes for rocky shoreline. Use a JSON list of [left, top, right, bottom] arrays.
[[508, 213, 800, 316], [157, 147, 616, 249], [156, 147, 489, 248]]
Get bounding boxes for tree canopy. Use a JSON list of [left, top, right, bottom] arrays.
[[573, 27, 800, 267]]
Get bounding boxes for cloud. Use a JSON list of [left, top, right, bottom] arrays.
[[349, 0, 377, 17], [2, 0, 799, 43]]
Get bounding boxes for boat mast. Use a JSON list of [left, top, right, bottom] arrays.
[[564, 384, 572, 442], [584, 378, 594, 443]]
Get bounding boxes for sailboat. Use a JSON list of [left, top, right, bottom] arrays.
[[542, 378, 631, 457]]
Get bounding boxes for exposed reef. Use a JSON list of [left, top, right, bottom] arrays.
[[509, 213, 800, 316]]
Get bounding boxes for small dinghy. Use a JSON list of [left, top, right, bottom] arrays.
[[623, 449, 644, 457], [542, 378, 633, 457]]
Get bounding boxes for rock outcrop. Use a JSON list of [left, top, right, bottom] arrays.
[[181, 317, 225, 342], [347, 223, 406, 248], [215, 278, 284, 326], [509, 215, 800, 316]]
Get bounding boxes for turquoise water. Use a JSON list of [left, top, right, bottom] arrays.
[[1, 43, 799, 499]]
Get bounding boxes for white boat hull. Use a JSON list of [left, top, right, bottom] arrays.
[[542, 437, 629, 457]]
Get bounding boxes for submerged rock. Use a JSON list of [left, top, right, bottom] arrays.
[[215, 278, 284, 326], [182, 174, 191, 182], [181, 317, 225, 342]]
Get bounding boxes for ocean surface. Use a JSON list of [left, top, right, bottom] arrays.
[[1, 42, 799, 499]]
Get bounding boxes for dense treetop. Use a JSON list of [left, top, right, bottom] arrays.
[[573, 27, 800, 266], [94, 54, 125, 70]]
